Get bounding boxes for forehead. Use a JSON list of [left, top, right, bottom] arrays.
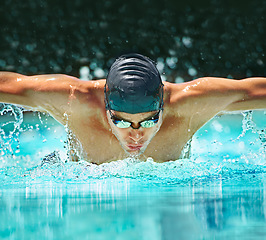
[[111, 110, 158, 122]]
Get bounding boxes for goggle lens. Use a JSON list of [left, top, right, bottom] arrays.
[[140, 119, 159, 128], [115, 120, 132, 128]]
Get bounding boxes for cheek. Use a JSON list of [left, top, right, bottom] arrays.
[[111, 125, 128, 139], [142, 128, 157, 139], [146, 123, 161, 138]]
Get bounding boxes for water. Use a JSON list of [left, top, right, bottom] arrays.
[[0, 106, 266, 239]]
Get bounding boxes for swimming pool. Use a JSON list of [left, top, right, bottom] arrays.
[[0, 105, 266, 239]]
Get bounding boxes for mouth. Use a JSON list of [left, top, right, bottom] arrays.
[[127, 145, 143, 151]]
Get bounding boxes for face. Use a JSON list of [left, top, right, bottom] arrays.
[[107, 110, 163, 156]]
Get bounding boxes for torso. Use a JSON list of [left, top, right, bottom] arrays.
[[70, 116, 194, 164], [48, 79, 219, 164], [65, 111, 194, 164]]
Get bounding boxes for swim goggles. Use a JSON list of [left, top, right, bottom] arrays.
[[108, 110, 161, 129]]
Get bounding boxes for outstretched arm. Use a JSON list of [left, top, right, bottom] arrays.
[[173, 77, 266, 112], [220, 77, 266, 111], [0, 72, 96, 123], [168, 77, 266, 134]]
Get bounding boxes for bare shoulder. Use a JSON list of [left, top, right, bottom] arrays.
[[29, 75, 107, 108], [25, 74, 101, 92], [163, 79, 206, 106], [163, 77, 238, 117], [164, 77, 246, 105], [20, 73, 106, 97]]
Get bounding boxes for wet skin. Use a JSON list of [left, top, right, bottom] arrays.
[[0, 72, 266, 164]]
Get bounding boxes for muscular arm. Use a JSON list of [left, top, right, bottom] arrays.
[[174, 77, 266, 112], [220, 77, 266, 111], [0, 72, 97, 124], [168, 77, 266, 135], [197, 77, 266, 112]]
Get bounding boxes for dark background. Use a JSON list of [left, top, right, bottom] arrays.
[[0, 0, 265, 82]]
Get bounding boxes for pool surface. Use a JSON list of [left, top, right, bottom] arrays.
[[0, 106, 266, 239]]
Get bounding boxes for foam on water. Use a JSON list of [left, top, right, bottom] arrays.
[[1, 155, 266, 189]]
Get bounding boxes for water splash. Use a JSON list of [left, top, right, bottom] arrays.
[[238, 111, 266, 162], [63, 112, 86, 162], [0, 104, 67, 168], [0, 104, 24, 159], [238, 111, 255, 138], [0, 105, 266, 185]]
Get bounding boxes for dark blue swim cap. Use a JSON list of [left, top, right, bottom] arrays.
[[105, 53, 164, 114]]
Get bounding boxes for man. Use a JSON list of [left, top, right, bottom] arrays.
[[0, 53, 266, 164]]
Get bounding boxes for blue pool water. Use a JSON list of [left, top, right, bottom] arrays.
[[0, 106, 266, 239]]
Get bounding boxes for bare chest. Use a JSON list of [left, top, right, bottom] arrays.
[[67, 114, 193, 164]]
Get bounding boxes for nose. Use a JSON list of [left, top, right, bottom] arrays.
[[129, 129, 144, 142]]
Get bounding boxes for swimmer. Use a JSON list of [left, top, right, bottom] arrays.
[[0, 53, 266, 164]]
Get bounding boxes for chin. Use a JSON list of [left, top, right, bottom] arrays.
[[128, 150, 141, 156], [124, 148, 140, 156], [128, 152, 141, 158]]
